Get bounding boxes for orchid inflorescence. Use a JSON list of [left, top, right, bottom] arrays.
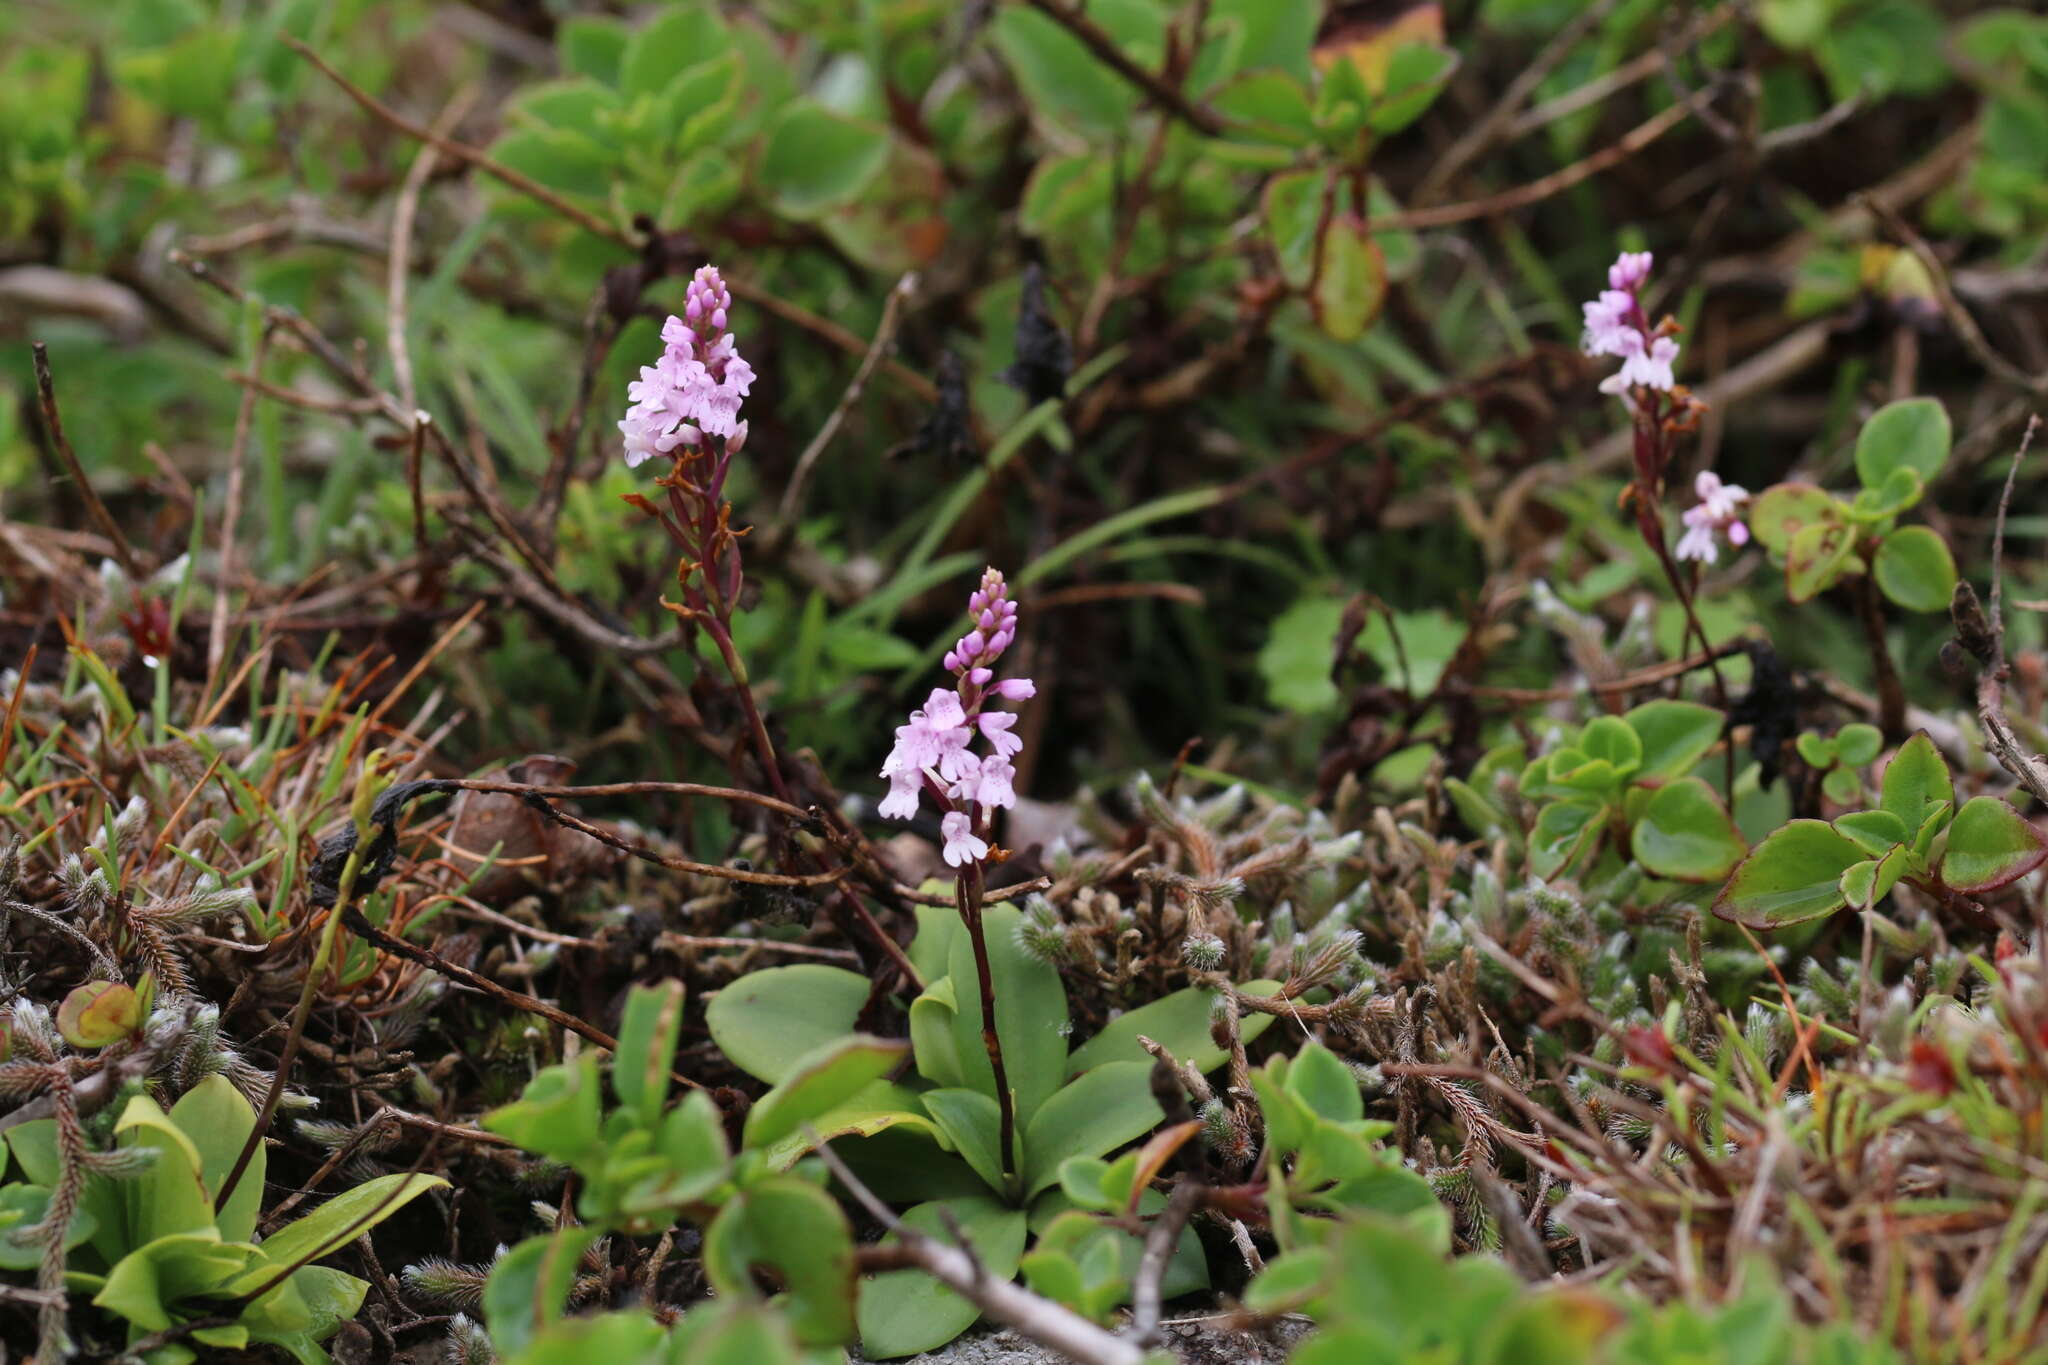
[[1581, 250, 1748, 569], [880, 568, 1035, 867], [1675, 469, 1751, 565], [616, 264, 762, 633], [620, 265, 755, 467]]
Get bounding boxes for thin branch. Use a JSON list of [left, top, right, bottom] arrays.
[[1379, 82, 1723, 233], [284, 36, 631, 247], [29, 344, 140, 579], [390, 91, 476, 414], [1017, 0, 1226, 136], [777, 273, 916, 523], [813, 1137, 1147, 1365], [1130, 1178, 1203, 1347], [1860, 195, 2048, 397]]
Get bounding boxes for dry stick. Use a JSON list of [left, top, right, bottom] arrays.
[[218, 832, 363, 1211], [813, 1137, 1148, 1365], [1412, 0, 1624, 205], [284, 35, 932, 403], [1856, 573, 1909, 742], [29, 344, 140, 579], [1378, 83, 1720, 233], [1861, 195, 2048, 398], [1020, 0, 1225, 135], [341, 905, 706, 1093], [777, 272, 916, 524], [204, 326, 273, 710], [1130, 1178, 1204, 1348], [388, 90, 476, 414], [285, 36, 625, 247], [1967, 417, 2048, 809]]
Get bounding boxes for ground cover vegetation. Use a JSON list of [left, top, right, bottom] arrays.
[[2, 0, 2048, 1360]]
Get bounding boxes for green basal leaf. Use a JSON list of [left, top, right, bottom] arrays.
[[858, 1197, 1027, 1358], [1854, 396, 1951, 490], [1839, 846, 1908, 910], [483, 1055, 606, 1167], [166, 1075, 261, 1244], [1063, 980, 1280, 1077], [1022, 1061, 1163, 1196], [947, 904, 1068, 1133], [920, 1088, 1009, 1196], [1939, 795, 2048, 893], [705, 964, 871, 1085], [1714, 820, 1865, 928], [1873, 525, 1957, 613], [1631, 777, 1746, 882]]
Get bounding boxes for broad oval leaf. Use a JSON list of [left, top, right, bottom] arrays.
[[706, 964, 870, 1085], [1873, 525, 1957, 613], [858, 1197, 1028, 1359], [1714, 820, 1865, 929], [1854, 396, 1950, 490], [1063, 980, 1280, 1078], [1578, 716, 1643, 776], [920, 1088, 1008, 1196], [947, 904, 1069, 1133], [57, 980, 142, 1050], [1631, 777, 1746, 882], [1529, 800, 1604, 879], [1939, 795, 2048, 893]]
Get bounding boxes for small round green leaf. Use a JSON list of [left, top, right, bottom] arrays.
[[1854, 397, 1951, 490], [57, 980, 142, 1050], [1873, 525, 1957, 613], [1834, 723, 1883, 767], [1713, 820, 1865, 928], [1748, 483, 1839, 557], [1312, 215, 1387, 342], [1785, 520, 1856, 603], [1631, 777, 1746, 882], [1939, 795, 2048, 893]]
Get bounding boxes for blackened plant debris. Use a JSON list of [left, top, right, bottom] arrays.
[[907, 350, 976, 468], [1727, 640, 1799, 789], [999, 262, 1072, 407]]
